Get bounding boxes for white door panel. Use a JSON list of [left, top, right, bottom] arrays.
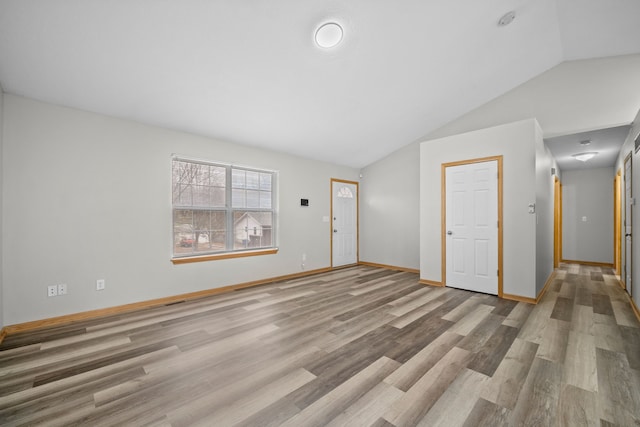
[[332, 181, 358, 267], [445, 161, 498, 295]]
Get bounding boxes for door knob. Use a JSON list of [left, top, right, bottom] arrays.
[[447, 230, 453, 235], [334, 229, 338, 233]]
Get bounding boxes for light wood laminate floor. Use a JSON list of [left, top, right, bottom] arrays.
[[1, 264, 639, 426]]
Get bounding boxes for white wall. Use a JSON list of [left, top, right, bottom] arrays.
[[615, 108, 640, 308], [359, 143, 420, 270], [420, 119, 538, 299], [535, 132, 558, 294], [562, 167, 615, 264], [2, 95, 359, 325]]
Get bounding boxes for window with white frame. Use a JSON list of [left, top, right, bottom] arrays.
[[172, 157, 276, 258]]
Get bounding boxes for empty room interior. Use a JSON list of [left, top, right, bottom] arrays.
[[1, 1, 640, 426]]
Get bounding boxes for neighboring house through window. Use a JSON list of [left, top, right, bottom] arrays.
[[172, 156, 276, 259]]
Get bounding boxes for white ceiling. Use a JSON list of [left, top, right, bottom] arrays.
[[1, 0, 639, 168], [545, 126, 631, 171]]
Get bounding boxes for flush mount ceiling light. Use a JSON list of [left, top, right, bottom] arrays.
[[579, 139, 592, 146], [315, 22, 343, 48], [572, 152, 598, 162], [498, 11, 516, 27]]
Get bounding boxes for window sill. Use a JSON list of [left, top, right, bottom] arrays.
[[171, 248, 278, 264]]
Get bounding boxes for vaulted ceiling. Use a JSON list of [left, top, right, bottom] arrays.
[[1, 0, 639, 168]]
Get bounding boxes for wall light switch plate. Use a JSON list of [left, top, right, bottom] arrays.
[[58, 283, 67, 295], [96, 279, 106, 291]]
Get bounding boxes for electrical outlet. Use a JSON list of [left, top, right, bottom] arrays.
[[96, 279, 105, 291], [58, 283, 67, 295], [47, 285, 58, 297]]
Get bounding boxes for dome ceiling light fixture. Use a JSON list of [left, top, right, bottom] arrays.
[[579, 139, 592, 146], [572, 152, 598, 162], [315, 22, 343, 48], [498, 11, 516, 27]]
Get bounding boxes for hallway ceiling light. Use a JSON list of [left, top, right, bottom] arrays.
[[572, 152, 598, 162], [315, 22, 343, 48], [579, 140, 592, 146]]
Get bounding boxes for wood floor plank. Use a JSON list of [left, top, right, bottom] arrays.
[[501, 301, 533, 329], [324, 381, 404, 427], [467, 324, 519, 377], [550, 296, 574, 322], [517, 294, 557, 343], [387, 294, 448, 329], [185, 368, 316, 427], [415, 368, 490, 427], [619, 325, 640, 370], [596, 347, 640, 425], [570, 304, 595, 335], [536, 319, 570, 363], [447, 304, 495, 336], [509, 357, 563, 426], [279, 356, 400, 427], [592, 294, 614, 316], [462, 398, 511, 427], [556, 383, 599, 427], [562, 330, 598, 392], [382, 346, 471, 426], [593, 322, 626, 353], [611, 300, 640, 327], [383, 331, 462, 392], [482, 338, 539, 409]]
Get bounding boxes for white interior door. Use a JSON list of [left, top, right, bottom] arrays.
[[332, 180, 358, 267], [625, 154, 632, 295], [445, 160, 498, 295]]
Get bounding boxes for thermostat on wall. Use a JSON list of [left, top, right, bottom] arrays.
[[301, 199, 309, 207]]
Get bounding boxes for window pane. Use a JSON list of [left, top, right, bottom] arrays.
[[193, 210, 211, 230], [232, 169, 245, 188], [260, 173, 272, 191], [205, 211, 226, 252], [173, 161, 191, 184], [211, 166, 226, 187], [174, 183, 193, 205], [260, 191, 272, 209], [195, 164, 210, 186], [193, 185, 210, 207], [212, 187, 225, 207], [246, 171, 260, 190], [232, 189, 245, 208], [246, 190, 260, 208], [233, 210, 273, 249], [174, 209, 194, 254]]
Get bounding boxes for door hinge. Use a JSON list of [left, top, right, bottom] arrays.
[[497, 269, 499, 276]]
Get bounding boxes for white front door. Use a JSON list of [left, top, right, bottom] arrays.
[[445, 160, 498, 295], [625, 154, 632, 295], [332, 180, 358, 267]]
